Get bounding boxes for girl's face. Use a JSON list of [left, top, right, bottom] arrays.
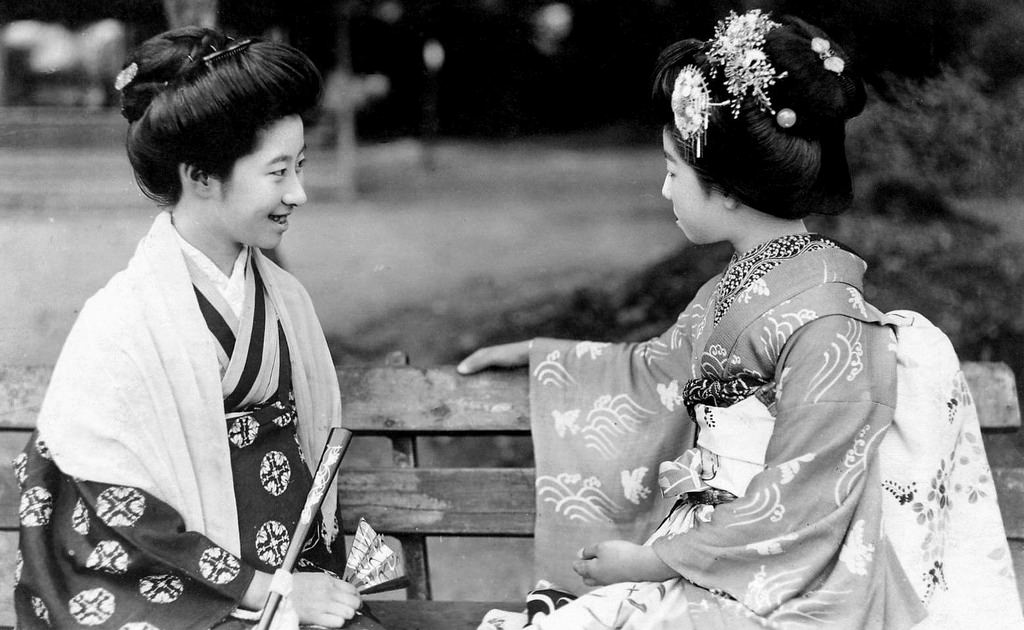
[[661, 129, 728, 244], [205, 115, 308, 254]]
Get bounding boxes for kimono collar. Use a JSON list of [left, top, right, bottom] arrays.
[[174, 229, 249, 318], [714, 233, 841, 326], [701, 238, 869, 369]]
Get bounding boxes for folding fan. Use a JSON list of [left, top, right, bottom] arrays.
[[343, 518, 409, 595]]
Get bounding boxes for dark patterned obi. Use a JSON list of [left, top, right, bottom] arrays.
[[225, 351, 341, 577]]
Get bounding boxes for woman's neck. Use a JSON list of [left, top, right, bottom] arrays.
[[727, 208, 808, 255], [170, 201, 241, 276]]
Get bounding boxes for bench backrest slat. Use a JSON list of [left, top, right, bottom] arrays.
[[2, 362, 1019, 430], [338, 468, 535, 536]]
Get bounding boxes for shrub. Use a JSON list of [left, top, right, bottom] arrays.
[[847, 69, 1024, 198]]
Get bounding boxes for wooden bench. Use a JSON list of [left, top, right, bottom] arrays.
[[0, 359, 1021, 629]]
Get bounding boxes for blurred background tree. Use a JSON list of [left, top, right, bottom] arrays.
[[162, 0, 218, 28], [1, 0, 1022, 132]]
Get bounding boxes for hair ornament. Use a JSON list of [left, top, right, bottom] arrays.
[[671, 65, 717, 157], [202, 38, 253, 65], [775, 108, 796, 128], [114, 62, 138, 91], [811, 37, 845, 74], [707, 10, 783, 115]]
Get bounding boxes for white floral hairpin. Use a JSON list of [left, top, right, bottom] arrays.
[[114, 62, 138, 91], [707, 10, 784, 116], [671, 66, 714, 157], [811, 37, 845, 74]]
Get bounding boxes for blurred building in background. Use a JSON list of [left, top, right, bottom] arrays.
[[1, 0, 1022, 139]]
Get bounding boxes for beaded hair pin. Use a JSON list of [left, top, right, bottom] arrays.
[[706, 10, 783, 117]]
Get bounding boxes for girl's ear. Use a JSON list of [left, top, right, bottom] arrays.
[[722, 195, 740, 211], [179, 163, 216, 199]]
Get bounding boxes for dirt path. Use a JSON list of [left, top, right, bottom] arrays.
[[0, 139, 684, 365]]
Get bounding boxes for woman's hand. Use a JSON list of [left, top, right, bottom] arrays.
[[243, 570, 361, 627], [572, 540, 677, 587], [289, 572, 362, 627], [456, 341, 532, 374]]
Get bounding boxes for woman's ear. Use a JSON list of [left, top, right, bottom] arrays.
[[722, 195, 740, 211], [179, 163, 216, 199]]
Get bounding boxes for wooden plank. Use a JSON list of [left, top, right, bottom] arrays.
[[0, 531, 15, 628], [397, 534, 432, 601], [2, 362, 1017, 431], [963, 362, 1022, 429], [368, 600, 512, 630], [1, 458, 1021, 537], [337, 366, 530, 434], [995, 468, 1024, 539], [338, 468, 535, 536]]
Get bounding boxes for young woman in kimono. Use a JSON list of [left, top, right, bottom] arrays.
[[460, 11, 1020, 630], [14, 28, 368, 629]]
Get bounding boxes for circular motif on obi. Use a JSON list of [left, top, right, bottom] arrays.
[[69, 587, 116, 626], [139, 574, 184, 604], [35, 436, 51, 460], [20, 486, 53, 527], [86, 540, 129, 575], [13, 452, 27, 489], [229, 415, 259, 448], [260, 451, 291, 496], [121, 624, 161, 630], [198, 547, 240, 585], [72, 499, 90, 535], [256, 520, 290, 567], [97, 487, 146, 527], [31, 595, 49, 623], [274, 408, 297, 427]]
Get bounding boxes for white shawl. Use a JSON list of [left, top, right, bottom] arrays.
[[37, 212, 342, 555]]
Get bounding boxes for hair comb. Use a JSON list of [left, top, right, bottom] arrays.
[[202, 39, 253, 65]]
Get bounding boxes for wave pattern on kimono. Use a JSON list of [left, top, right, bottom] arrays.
[[15, 214, 344, 629], [509, 234, 1019, 630]]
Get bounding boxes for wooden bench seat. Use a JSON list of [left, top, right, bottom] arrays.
[[0, 360, 1021, 629]]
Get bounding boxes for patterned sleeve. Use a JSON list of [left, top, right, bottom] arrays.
[[529, 299, 708, 417], [15, 437, 255, 629], [528, 297, 711, 588], [650, 315, 899, 617]]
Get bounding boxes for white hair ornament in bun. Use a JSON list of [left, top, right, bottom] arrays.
[[707, 10, 785, 116]]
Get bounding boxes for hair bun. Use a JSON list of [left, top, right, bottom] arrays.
[[117, 27, 231, 123], [765, 16, 865, 134]]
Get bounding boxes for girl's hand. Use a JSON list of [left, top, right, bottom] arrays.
[[456, 341, 531, 374], [572, 540, 677, 587], [289, 572, 362, 627]]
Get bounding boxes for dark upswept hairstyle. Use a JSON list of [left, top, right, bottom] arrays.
[[654, 15, 866, 218], [119, 27, 323, 206]]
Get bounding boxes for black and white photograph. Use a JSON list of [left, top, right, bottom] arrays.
[[0, 1, 1022, 628]]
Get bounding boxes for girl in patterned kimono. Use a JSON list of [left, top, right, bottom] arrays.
[[14, 27, 371, 629], [460, 11, 1021, 630]]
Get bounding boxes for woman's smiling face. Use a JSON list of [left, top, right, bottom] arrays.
[[205, 114, 308, 254]]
